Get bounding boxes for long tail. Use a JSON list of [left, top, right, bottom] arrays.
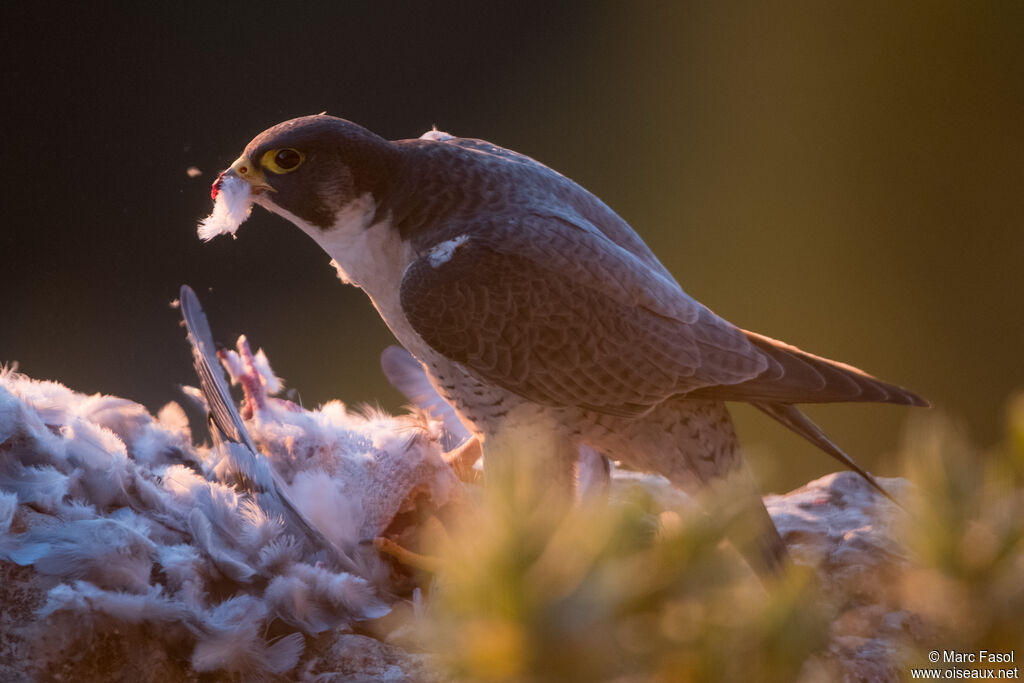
[[751, 401, 900, 506], [691, 331, 929, 407]]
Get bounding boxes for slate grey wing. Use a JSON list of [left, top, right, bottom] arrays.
[[398, 216, 771, 417]]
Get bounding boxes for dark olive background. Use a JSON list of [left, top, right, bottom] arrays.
[[2, 2, 1021, 491]]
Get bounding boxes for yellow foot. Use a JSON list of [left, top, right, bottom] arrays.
[[374, 537, 442, 573], [443, 437, 483, 484]]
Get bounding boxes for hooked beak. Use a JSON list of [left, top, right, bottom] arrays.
[[211, 156, 276, 199]]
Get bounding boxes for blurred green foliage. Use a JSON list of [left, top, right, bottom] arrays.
[[422, 482, 828, 682], [404, 396, 1024, 681], [898, 396, 1024, 670]]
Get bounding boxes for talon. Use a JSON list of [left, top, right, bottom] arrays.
[[443, 437, 483, 484], [373, 537, 442, 573]]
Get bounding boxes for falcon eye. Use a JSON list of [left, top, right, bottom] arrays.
[[261, 148, 305, 174]]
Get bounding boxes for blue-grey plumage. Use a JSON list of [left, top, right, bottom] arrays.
[[2, 515, 156, 593], [382, 344, 612, 500], [179, 284, 360, 573], [0, 351, 445, 675], [205, 114, 927, 575]]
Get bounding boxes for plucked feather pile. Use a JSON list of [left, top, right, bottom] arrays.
[[0, 341, 461, 678]]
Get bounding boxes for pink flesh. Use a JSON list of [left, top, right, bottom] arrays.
[[218, 337, 303, 420], [211, 171, 226, 200]]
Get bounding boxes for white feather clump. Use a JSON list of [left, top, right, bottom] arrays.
[[0, 491, 19, 532], [0, 353, 462, 678], [217, 338, 462, 545], [197, 173, 252, 241]]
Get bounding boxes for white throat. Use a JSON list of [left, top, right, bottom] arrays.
[[259, 192, 415, 318]]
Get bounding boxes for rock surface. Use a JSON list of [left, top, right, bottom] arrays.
[[0, 366, 919, 681], [767, 472, 921, 682]]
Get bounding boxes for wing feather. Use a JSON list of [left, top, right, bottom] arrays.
[[399, 216, 767, 416]]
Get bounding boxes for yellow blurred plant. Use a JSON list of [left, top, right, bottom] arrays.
[[415, 449, 830, 682], [399, 396, 1024, 681], [898, 395, 1024, 668]]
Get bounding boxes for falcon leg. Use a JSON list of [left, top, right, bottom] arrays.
[[443, 436, 483, 484], [585, 398, 789, 577], [480, 412, 579, 513], [373, 536, 442, 573]]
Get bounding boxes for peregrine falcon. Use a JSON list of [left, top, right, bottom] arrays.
[[201, 114, 926, 575]]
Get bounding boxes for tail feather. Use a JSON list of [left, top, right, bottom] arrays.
[[691, 331, 928, 407], [752, 401, 900, 506]]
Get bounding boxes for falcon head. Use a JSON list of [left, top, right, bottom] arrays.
[[202, 115, 396, 239]]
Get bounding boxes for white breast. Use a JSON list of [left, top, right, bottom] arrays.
[[261, 193, 427, 356], [261, 193, 534, 439]]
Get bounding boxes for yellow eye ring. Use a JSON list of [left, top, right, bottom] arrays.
[[261, 148, 305, 174]]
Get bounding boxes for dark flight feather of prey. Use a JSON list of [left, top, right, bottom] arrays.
[[179, 285, 357, 572], [200, 114, 926, 576]]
